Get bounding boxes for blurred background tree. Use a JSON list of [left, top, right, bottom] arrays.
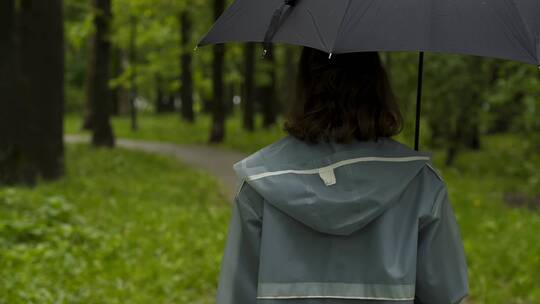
[[1, 0, 64, 185]]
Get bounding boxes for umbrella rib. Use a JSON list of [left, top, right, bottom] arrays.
[[490, 5, 537, 64], [330, 0, 353, 54], [508, 1, 539, 64], [306, 9, 329, 51]]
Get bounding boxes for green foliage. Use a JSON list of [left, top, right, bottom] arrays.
[[448, 134, 540, 197], [0, 145, 230, 303], [387, 52, 540, 158], [63, 0, 301, 115], [64, 0, 93, 112], [110, 0, 180, 98], [485, 62, 540, 154]]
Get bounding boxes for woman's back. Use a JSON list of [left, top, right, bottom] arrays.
[[217, 136, 468, 303], [215, 47, 468, 304]]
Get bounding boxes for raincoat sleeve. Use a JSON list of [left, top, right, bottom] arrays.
[[415, 184, 469, 304], [216, 179, 263, 304]]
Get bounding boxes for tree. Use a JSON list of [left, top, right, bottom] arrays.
[[90, 0, 115, 147], [484, 60, 540, 155], [180, 9, 195, 122], [128, 15, 138, 131], [421, 55, 488, 165], [282, 45, 297, 114], [110, 46, 123, 116], [82, 35, 96, 130], [260, 44, 278, 128], [242, 42, 256, 131], [155, 74, 176, 113], [1, 0, 65, 184], [0, 0, 21, 183], [209, 0, 226, 143]]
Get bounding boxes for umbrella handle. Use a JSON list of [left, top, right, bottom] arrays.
[[414, 52, 424, 152]]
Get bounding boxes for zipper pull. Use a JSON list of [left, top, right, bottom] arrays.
[[318, 167, 336, 186]]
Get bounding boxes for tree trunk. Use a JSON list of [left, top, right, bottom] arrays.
[[209, 0, 226, 143], [168, 94, 177, 111], [82, 36, 95, 130], [201, 98, 213, 114], [0, 0, 23, 184], [261, 44, 278, 128], [7, 0, 65, 183], [155, 75, 175, 113], [461, 91, 482, 151], [243, 42, 255, 131], [155, 75, 165, 113], [428, 120, 445, 149], [128, 15, 138, 131], [445, 120, 462, 167], [91, 0, 115, 147], [117, 49, 131, 115], [180, 10, 195, 122], [110, 46, 122, 116], [225, 82, 236, 115], [283, 45, 296, 110], [445, 145, 458, 167], [468, 123, 481, 150]]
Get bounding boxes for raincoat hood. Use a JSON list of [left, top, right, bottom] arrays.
[[233, 136, 433, 236]]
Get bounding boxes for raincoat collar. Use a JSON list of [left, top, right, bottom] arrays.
[[233, 136, 433, 236]]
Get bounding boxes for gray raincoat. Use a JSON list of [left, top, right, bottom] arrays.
[[216, 136, 469, 304]]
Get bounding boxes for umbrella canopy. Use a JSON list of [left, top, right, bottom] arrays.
[[199, 0, 540, 65], [198, 0, 540, 151]]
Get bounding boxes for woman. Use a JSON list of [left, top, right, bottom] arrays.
[[216, 47, 469, 304]]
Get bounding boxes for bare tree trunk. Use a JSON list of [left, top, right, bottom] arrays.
[[155, 75, 175, 113], [0, 0, 23, 184], [91, 0, 115, 147], [261, 44, 278, 128], [8, 0, 65, 183], [128, 15, 138, 131], [209, 0, 226, 143], [180, 10, 195, 122], [82, 36, 95, 130], [117, 49, 131, 115], [156, 74, 165, 113], [110, 46, 122, 116], [283, 45, 296, 110], [243, 42, 255, 131], [225, 82, 235, 115]]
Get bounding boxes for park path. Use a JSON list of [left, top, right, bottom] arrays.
[[65, 135, 247, 202]]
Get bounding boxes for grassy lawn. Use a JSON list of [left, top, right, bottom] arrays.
[[65, 111, 287, 154], [0, 145, 230, 303], [436, 140, 540, 303]]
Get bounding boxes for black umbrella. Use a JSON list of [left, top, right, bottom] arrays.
[[198, 0, 540, 151]]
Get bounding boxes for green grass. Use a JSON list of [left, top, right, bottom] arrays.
[[437, 141, 540, 303], [65, 110, 287, 154], [0, 145, 230, 303]]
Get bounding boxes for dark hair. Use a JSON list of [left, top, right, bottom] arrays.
[[283, 47, 403, 144]]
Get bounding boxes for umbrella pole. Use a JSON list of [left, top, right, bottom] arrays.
[[414, 52, 424, 151]]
